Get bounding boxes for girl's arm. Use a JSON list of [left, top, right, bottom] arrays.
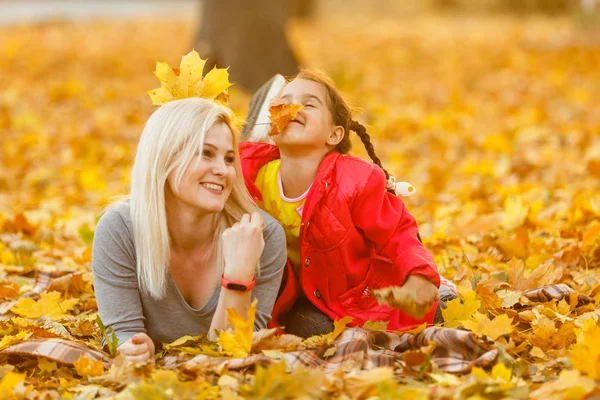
[[91, 206, 149, 351], [350, 166, 440, 288]]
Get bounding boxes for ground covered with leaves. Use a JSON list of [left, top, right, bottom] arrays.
[[0, 14, 599, 399]]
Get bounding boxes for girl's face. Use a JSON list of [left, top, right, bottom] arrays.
[[274, 78, 342, 152], [166, 122, 236, 215]]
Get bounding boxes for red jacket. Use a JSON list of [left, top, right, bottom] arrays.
[[240, 142, 441, 330]]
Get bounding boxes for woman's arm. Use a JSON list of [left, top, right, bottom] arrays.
[[208, 212, 267, 337], [91, 205, 149, 351]]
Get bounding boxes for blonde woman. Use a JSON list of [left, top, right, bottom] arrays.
[[92, 98, 286, 363]]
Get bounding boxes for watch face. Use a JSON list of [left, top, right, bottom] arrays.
[[226, 282, 247, 292]]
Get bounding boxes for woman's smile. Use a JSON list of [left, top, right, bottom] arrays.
[[200, 182, 224, 194]]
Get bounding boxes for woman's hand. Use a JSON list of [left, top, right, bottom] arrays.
[[117, 333, 155, 363], [222, 212, 265, 283], [396, 275, 440, 318]]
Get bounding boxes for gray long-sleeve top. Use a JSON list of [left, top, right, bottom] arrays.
[[91, 202, 287, 347]]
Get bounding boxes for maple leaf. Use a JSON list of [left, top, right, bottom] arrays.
[[218, 299, 257, 358], [267, 98, 304, 136], [501, 196, 529, 231], [372, 285, 426, 318], [147, 50, 233, 106], [569, 319, 600, 379], [0, 330, 32, 350], [239, 362, 325, 400], [462, 313, 514, 340], [117, 370, 218, 399], [37, 357, 58, 375], [302, 316, 353, 348], [73, 355, 105, 377], [441, 291, 481, 328], [344, 368, 395, 399], [0, 282, 20, 300], [0, 372, 25, 399], [362, 320, 390, 331], [11, 291, 78, 320], [530, 369, 597, 400]]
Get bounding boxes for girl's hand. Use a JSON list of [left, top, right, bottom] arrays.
[[222, 212, 265, 283], [396, 275, 440, 318], [117, 333, 155, 363]]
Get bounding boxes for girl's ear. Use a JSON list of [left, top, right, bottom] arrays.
[[327, 126, 345, 146]]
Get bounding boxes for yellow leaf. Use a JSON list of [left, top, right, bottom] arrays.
[[530, 346, 547, 360], [569, 319, 600, 379], [153, 61, 178, 97], [179, 50, 206, 98], [147, 50, 232, 106], [362, 320, 389, 331], [73, 355, 104, 377], [490, 363, 512, 382], [406, 322, 428, 334], [302, 316, 353, 348], [37, 357, 58, 374], [162, 335, 200, 350], [218, 300, 257, 358], [0, 372, 25, 397], [497, 289, 521, 308], [0, 330, 32, 350], [501, 196, 529, 231], [531, 369, 596, 400], [199, 66, 233, 99], [462, 313, 514, 340], [11, 291, 78, 320], [372, 285, 425, 318], [344, 367, 395, 399], [441, 291, 481, 328]]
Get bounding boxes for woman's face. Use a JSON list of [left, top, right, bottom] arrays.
[[273, 78, 336, 151], [167, 122, 236, 214]]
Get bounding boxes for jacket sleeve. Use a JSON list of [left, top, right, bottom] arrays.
[[350, 166, 440, 288]]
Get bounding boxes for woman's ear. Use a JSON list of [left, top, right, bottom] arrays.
[[327, 126, 345, 146]]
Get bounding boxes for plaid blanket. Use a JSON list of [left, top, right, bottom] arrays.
[[180, 326, 498, 375], [0, 271, 592, 376]]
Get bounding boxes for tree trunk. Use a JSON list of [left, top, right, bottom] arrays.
[[194, 0, 300, 92]]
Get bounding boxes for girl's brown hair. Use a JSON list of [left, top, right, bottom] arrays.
[[293, 69, 393, 192]]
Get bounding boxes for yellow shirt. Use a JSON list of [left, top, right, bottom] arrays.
[[254, 160, 310, 273]]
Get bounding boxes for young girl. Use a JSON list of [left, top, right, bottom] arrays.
[[240, 70, 446, 338]]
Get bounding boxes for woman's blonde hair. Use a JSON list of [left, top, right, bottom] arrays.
[[117, 98, 256, 298]]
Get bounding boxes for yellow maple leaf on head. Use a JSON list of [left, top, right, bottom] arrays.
[[218, 299, 257, 358], [147, 50, 233, 106], [11, 291, 78, 320], [462, 312, 514, 340]]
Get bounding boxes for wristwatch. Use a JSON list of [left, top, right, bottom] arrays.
[[220, 274, 256, 292]]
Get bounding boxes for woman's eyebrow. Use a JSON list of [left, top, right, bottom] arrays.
[[203, 143, 235, 154]]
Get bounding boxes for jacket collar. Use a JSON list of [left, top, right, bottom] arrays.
[[240, 142, 342, 220]]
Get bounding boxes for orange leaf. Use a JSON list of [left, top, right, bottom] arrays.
[[268, 98, 304, 136], [73, 355, 104, 377]]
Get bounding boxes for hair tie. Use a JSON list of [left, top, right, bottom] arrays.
[[387, 175, 417, 197]]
